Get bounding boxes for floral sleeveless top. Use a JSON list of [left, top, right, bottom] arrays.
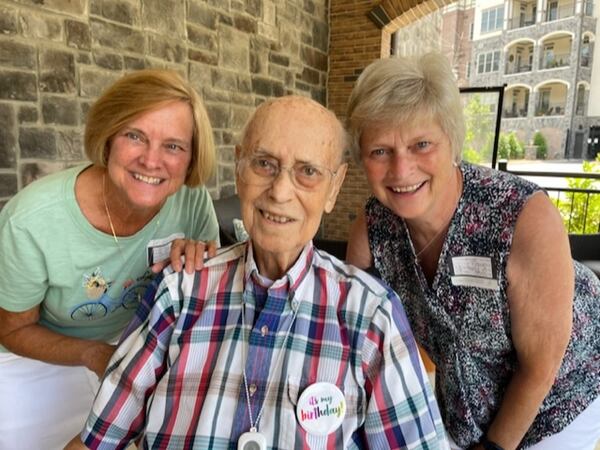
[[365, 162, 600, 448]]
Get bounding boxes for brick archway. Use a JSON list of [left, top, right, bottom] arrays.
[[325, 0, 453, 241]]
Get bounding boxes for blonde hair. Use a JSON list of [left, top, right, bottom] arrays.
[[346, 53, 465, 164], [84, 69, 215, 187]]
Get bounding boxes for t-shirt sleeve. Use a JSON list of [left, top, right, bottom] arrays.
[[0, 215, 48, 312]]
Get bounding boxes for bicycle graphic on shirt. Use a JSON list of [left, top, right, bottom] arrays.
[[70, 268, 153, 321]]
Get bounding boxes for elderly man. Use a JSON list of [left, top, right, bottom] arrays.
[[68, 96, 448, 449]]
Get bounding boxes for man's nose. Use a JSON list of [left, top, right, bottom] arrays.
[[268, 167, 295, 200]]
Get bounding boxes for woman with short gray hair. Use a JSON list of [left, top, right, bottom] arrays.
[[347, 52, 600, 450]]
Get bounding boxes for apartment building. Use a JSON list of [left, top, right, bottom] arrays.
[[469, 0, 599, 159]]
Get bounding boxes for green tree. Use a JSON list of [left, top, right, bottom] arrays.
[[462, 94, 495, 164], [497, 132, 524, 160], [533, 131, 548, 159], [555, 156, 600, 234]]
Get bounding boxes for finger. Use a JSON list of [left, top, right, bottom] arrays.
[[169, 239, 186, 272], [184, 240, 200, 274], [150, 260, 168, 273], [206, 240, 218, 258], [192, 241, 207, 272]]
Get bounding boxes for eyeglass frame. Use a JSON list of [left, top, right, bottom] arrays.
[[236, 152, 342, 191]]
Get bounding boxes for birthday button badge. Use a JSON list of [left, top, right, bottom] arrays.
[[296, 382, 346, 436]]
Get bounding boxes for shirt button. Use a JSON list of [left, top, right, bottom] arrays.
[[249, 384, 257, 396], [260, 325, 269, 336]]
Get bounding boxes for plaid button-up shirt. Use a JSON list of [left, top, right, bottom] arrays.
[[82, 242, 449, 449]]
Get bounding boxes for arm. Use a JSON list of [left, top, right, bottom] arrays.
[[362, 292, 448, 449], [481, 192, 574, 449], [0, 306, 115, 377], [346, 210, 373, 269]]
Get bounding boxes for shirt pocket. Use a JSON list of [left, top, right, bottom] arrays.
[[285, 375, 365, 448]]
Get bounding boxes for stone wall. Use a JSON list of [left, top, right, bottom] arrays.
[[0, 0, 329, 209]]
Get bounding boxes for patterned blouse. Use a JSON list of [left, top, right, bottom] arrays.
[[365, 162, 600, 448]]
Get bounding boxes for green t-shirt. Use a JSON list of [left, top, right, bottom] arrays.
[[0, 164, 219, 350]]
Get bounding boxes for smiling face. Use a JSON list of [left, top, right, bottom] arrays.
[[105, 101, 193, 216], [360, 114, 458, 225], [236, 97, 347, 279]]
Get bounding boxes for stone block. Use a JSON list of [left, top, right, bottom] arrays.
[[218, 163, 235, 186], [77, 52, 91, 64], [234, 14, 257, 34], [300, 66, 319, 85], [42, 97, 79, 126], [124, 56, 146, 70], [311, 87, 325, 105], [91, 18, 144, 53], [203, 89, 230, 103], [189, 63, 212, 91], [188, 1, 218, 29], [231, 92, 254, 107], [245, 0, 262, 17], [304, 0, 315, 14], [295, 80, 311, 92], [188, 49, 218, 66], [218, 14, 234, 27], [0, 41, 36, 70], [20, 161, 65, 188], [218, 26, 249, 71], [57, 130, 84, 160], [301, 46, 327, 71], [237, 75, 252, 93], [250, 51, 267, 74], [148, 36, 186, 64], [231, 106, 252, 129], [0, 174, 17, 197], [90, 0, 139, 26], [187, 25, 218, 52], [269, 52, 289, 67], [66, 20, 92, 50], [79, 68, 120, 98], [211, 69, 238, 91], [219, 183, 236, 199], [142, 0, 185, 38], [251, 76, 283, 97], [16, 0, 85, 15], [19, 12, 62, 42], [312, 20, 328, 52], [268, 64, 286, 80], [206, 103, 230, 129], [39, 50, 76, 94], [93, 51, 123, 70], [18, 105, 38, 123], [0, 6, 18, 35], [0, 71, 37, 101], [19, 127, 57, 159], [258, 22, 278, 42], [0, 103, 16, 169], [221, 132, 235, 146]]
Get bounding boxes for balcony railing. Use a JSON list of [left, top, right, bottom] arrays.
[[498, 163, 600, 233], [505, 61, 532, 74], [540, 51, 570, 69], [535, 104, 565, 116], [503, 107, 528, 118], [508, 15, 536, 29], [544, 4, 575, 22]]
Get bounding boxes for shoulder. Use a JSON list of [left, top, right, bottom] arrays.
[[0, 165, 84, 227]]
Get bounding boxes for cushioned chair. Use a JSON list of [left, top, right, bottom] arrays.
[[212, 194, 347, 260], [568, 233, 600, 278]]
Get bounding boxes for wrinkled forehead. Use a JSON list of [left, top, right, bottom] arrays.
[[241, 99, 344, 165]]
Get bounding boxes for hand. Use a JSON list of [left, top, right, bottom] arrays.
[[81, 342, 117, 378], [153, 239, 218, 274], [64, 435, 88, 450]]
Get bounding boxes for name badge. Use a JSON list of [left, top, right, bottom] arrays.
[[147, 233, 184, 266], [450, 256, 499, 290], [296, 382, 346, 436]]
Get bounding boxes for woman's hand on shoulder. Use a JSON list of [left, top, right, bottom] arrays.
[[151, 239, 218, 274]]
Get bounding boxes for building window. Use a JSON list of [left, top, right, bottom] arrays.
[[477, 51, 501, 73], [481, 6, 504, 33]]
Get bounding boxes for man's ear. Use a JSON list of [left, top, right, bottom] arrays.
[[324, 163, 348, 214]]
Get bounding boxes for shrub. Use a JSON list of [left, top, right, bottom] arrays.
[[533, 131, 548, 159]]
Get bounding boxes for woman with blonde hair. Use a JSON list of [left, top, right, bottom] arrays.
[[0, 69, 219, 449], [346, 53, 600, 449]]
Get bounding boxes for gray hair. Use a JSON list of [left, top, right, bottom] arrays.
[[346, 53, 465, 164]]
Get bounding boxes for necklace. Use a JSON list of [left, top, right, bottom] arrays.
[[102, 173, 126, 263], [412, 166, 463, 263], [238, 289, 301, 450]]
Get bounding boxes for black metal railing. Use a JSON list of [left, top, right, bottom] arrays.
[[498, 163, 600, 233]]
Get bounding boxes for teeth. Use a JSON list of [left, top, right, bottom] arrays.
[[133, 173, 161, 185], [263, 211, 292, 223], [391, 182, 423, 193]]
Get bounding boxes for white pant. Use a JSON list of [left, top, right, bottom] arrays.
[[447, 395, 600, 450], [0, 352, 100, 450]]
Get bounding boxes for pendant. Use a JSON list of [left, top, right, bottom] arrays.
[[238, 429, 267, 450]]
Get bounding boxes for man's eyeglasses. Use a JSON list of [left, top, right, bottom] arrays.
[[237, 155, 338, 191]]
